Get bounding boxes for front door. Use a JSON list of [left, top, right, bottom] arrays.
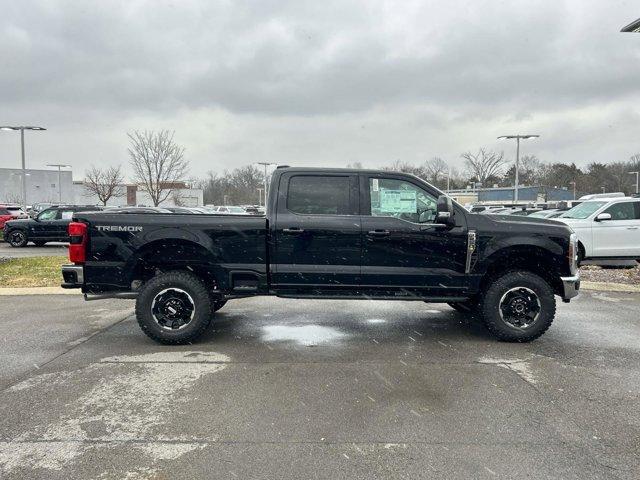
[[31, 208, 59, 239], [272, 172, 361, 288], [360, 174, 468, 296], [592, 200, 640, 257]]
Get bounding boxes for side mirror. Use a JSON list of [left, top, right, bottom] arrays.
[[595, 212, 611, 222], [436, 195, 455, 226]]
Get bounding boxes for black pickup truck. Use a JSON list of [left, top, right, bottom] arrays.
[[3, 205, 103, 247], [62, 167, 579, 344]]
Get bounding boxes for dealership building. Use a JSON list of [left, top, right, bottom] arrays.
[[0, 167, 74, 205]]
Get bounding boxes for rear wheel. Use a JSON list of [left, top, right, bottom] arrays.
[[135, 271, 213, 344], [8, 230, 28, 247], [479, 271, 556, 342]]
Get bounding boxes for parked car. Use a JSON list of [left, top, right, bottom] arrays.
[[62, 166, 579, 345], [3, 205, 103, 247], [106, 207, 172, 214], [4, 205, 29, 219], [166, 207, 200, 214], [30, 202, 56, 217], [507, 207, 543, 216], [528, 209, 564, 219], [210, 205, 249, 215], [0, 206, 15, 229], [557, 197, 640, 263]]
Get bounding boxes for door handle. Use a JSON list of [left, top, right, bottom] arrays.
[[283, 227, 305, 234], [368, 229, 390, 236]]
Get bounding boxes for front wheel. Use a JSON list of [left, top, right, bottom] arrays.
[[135, 271, 214, 344], [479, 271, 556, 342], [8, 230, 28, 247]]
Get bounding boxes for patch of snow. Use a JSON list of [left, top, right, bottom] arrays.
[[261, 325, 346, 346]]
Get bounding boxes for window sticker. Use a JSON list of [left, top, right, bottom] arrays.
[[379, 189, 417, 213], [61, 211, 74, 220], [372, 179, 379, 192]]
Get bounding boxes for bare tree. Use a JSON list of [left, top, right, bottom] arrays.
[[84, 165, 124, 205], [128, 130, 188, 206], [423, 157, 448, 187], [461, 149, 506, 185]]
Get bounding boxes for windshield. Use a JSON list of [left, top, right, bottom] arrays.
[[560, 201, 607, 219]]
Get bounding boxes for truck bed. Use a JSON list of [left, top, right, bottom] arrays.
[[73, 212, 268, 294]]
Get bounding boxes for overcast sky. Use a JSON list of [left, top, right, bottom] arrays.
[[1, 0, 639, 180]]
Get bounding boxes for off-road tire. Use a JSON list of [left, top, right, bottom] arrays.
[[135, 271, 213, 345], [8, 230, 28, 248], [479, 271, 556, 342]]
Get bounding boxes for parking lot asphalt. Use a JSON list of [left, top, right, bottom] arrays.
[[0, 291, 638, 479], [0, 242, 68, 258]]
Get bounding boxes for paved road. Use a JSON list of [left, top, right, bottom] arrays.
[[0, 291, 638, 479], [0, 242, 68, 258]]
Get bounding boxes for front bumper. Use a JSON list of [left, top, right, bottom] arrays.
[[560, 274, 580, 302], [61, 264, 84, 289]]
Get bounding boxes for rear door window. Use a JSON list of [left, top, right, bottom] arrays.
[[287, 175, 350, 215]]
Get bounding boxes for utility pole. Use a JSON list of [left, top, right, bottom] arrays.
[[497, 134, 539, 203], [47, 164, 70, 203], [256, 162, 276, 207], [569, 181, 576, 200], [257, 188, 264, 206], [629, 171, 639, 194], [0, 126, 46, 209]]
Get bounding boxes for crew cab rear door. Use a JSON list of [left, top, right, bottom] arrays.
[[272, 172, 361, 288], [359, 173, 468, 295]]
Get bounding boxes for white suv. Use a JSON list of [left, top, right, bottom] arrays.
[[557, 197, 640, 262]]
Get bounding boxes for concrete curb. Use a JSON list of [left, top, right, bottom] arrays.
[[580, 281, 640, 293], [0, 287, 81, 296]]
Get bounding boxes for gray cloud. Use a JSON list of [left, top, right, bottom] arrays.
[[1, 0, 639, 178]]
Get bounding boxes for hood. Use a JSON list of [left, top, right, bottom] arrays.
[[479, 213, 573, 235], [5, 218, 36, 227]]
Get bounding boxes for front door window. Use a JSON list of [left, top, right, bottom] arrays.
[[369, 178, 437, 224]]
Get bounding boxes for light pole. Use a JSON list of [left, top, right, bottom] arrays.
[[497, 134, 539, 202], [257, 188, 264, 206], [569, 181, 576, 200], [0, 126, 46, 210], [256, 162, 276, 207], [629, 171, 639, 194], [46, 164, 71, 203]]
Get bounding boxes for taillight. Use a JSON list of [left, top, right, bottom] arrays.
[[68, 222, 87, 264]]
